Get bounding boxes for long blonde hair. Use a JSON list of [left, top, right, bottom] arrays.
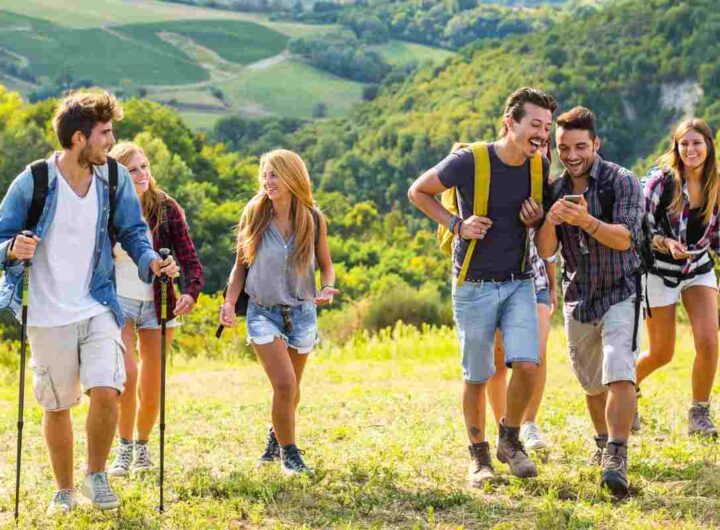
[[658, 118, 720, 225], [237, 149, 317, 273], [109, 142, 167, 233]]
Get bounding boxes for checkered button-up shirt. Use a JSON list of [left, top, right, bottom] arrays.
[[528, 229, 550, 293], [551, 156, 643, 322]]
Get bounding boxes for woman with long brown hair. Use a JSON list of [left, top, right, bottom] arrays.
[[219, 149, 338, 474], [636, 118, 720, 437], [108, 142, 204, 476]]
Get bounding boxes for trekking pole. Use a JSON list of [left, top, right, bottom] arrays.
[[157, 248, 171, 514], [15, 230, 33, 523]]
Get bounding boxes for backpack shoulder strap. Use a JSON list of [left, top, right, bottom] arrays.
[[596, 169, 616, 223], [106, 157, 119, 242], [27, 159, 49, 231], [457, 142, 490, 284], [530, 152, 543, 205]]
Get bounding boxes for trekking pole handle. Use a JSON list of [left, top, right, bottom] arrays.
[[158, 248, 171, 281], [19, 230, 34, 265]]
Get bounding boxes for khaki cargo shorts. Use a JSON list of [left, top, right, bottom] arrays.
[[564, 297, 640, 396], [27, 311, 126, 411]]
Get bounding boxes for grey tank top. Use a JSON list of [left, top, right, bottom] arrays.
[[245, 222, 316, 307]]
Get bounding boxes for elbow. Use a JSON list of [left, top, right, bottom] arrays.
[[407, 185, 418, 206]]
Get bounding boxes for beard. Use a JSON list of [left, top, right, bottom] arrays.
[[78, 144, 106, 168]]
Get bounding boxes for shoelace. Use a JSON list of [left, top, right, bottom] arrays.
[[602, 451, 626, 473], [472, 450, 493, 472], [263, 431, 280, 457], [506, 436, 528, 457], [135, 444, 152, 467], [114, 444, 133, 468], [91, 473, 116, 502], [693, 407, 717, 431], [283, 447, 307, 470], [52, 489, 74, 507]]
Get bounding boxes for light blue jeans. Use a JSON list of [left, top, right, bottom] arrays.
[[452, 278, 539, 383]]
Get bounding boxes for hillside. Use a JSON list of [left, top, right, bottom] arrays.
[[0, 0, 455, 127], [252, 0, 720, 212]]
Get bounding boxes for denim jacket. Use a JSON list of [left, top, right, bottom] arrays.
[[0, 154, 158, 326]]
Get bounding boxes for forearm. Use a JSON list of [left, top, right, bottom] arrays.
[[225, 261, 246, 304], [319, 263, 335, 289], [581, 216, 632, 251], [535, 221, 559, 259], [409, 189, 454, 228], [545, 260, 557, 293]]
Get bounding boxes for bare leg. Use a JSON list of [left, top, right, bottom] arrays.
[[463, 381, 488, 443], [288, 348, 309, 410], [136, 328, 174, 441], [524, 303, 551, 422], [43, 410, 74, 489], [636, 304, 677, 385], [585, 392, 608, 435], [681, 286, 719, 403], [487, 330, 508, 426], [505, 361, 538, 428], [86, 387, 120, 473], [606, 381, 636, 441], [117, 323, 137, 441], [253, 339, 298, 446]]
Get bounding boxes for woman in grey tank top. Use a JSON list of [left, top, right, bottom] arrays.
[[219, 149, 339, 475]]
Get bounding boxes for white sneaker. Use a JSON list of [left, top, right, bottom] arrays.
[[46, 489, 76, 516], [82, 472, 119, 510], [520, 421, 549, 451], [108, 441, 134, 477], [132, 442, 153, 472]]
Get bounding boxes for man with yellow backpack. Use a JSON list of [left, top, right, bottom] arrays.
[[408, 87, 556, 486]]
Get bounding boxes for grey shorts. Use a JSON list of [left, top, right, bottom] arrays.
[[27, 311, 126, 411], [564, 297, 640, 396]]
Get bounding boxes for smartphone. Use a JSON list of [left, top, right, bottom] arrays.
[[563, 194, 583, 204]]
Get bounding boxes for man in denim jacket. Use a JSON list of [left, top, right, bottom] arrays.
[[0, 91, 179, 515]]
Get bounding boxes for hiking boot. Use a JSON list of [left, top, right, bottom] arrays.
[[108, 440, 133, 477], [46, 489, 76, 516], [520, 421, 549, 451], [82, 472, 119, 510], [467, 442, 494, 487], [280, 444, 311, 476], [132, 442, 153, 471], [496, 420, 537, 478], [259, 427, 280, 464], [688, 403, 719, 437], [590, 435, 608, 466], [601, 441, 629, 500]]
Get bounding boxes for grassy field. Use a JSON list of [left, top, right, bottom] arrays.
[[0, 322, 718, 529], [374, 40, 456, 67]]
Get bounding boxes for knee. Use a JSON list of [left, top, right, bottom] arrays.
[[89, 387, 120, 410], [274, 378, 297, 403], [493, 362, 509, 378], [650, 346, 675, 366], [695, 335, 718, 358], [511, 361, 538, 378]]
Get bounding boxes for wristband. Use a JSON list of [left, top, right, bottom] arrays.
[[590, 219, 601, 235], [321, 283, 335, 291], [447, 215, 461, 235]]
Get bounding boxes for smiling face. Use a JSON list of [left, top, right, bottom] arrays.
[[126, 151, 152, 196], [262, 166, 291, 201], [505, 102, 554, 159], [77, 121, 115, 167], [556, 127, 600, 179], [677, 129, 708, 172]]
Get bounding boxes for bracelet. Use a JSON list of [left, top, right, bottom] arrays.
[[447, 215, 461, 235], [589, 219, 601, 236], [321, 283, 334, 291]]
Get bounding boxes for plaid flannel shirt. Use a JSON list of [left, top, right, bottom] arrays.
[[552, 156, 643, 323], [149, 196, 204, 321], [642, 166, 720, 275], [528, 228, 550, 293]]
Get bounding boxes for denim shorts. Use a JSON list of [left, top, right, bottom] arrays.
[[246, 299, 317, 354], [535, 288, 551, 307], [452, 278, 539, 383], [118, 296, 179, 330]]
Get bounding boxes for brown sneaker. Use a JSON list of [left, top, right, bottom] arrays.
[[590, 435, 608, 466], [688, 403, 718, 437], [496, 420, 537, 478], [467, 442, 494, 487], [601, 441, 629, 500]]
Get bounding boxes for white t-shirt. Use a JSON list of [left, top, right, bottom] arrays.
[[114, 229, 154, 301], [29, 169, 108, 327]]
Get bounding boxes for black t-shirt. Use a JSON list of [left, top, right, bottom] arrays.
[[435, 143, 550, 279], [687, 207, 705, 246]]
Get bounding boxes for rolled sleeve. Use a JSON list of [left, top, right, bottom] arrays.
[[0, 171, 33, 269], [613, 170, 643, 243]]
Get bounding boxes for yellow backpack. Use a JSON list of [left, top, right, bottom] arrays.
[[437, 142, 544, 285]]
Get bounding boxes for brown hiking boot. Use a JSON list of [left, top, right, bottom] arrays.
[[688, 403, 719, 437], [496, 420, 537, 478], [601, 441, 629, 500], [467, 442, 494, 487], [590, 435, 608, 466]]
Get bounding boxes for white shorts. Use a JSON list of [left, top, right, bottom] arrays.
[[27, 311, 126, 411], [645, 269, 718, 308]]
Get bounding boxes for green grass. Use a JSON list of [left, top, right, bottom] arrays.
[[218, 59, 365, 119], [374, 40, 456, 67], [0, 322, 719, 528]]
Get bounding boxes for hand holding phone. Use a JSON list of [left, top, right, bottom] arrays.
[[563, 194, 583, 204]]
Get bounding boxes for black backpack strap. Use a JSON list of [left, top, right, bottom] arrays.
[[596, 170, 615, 224], [107, 156, 118, 232], [27, 160, 49, 231], [656, 171, 675, 236]]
